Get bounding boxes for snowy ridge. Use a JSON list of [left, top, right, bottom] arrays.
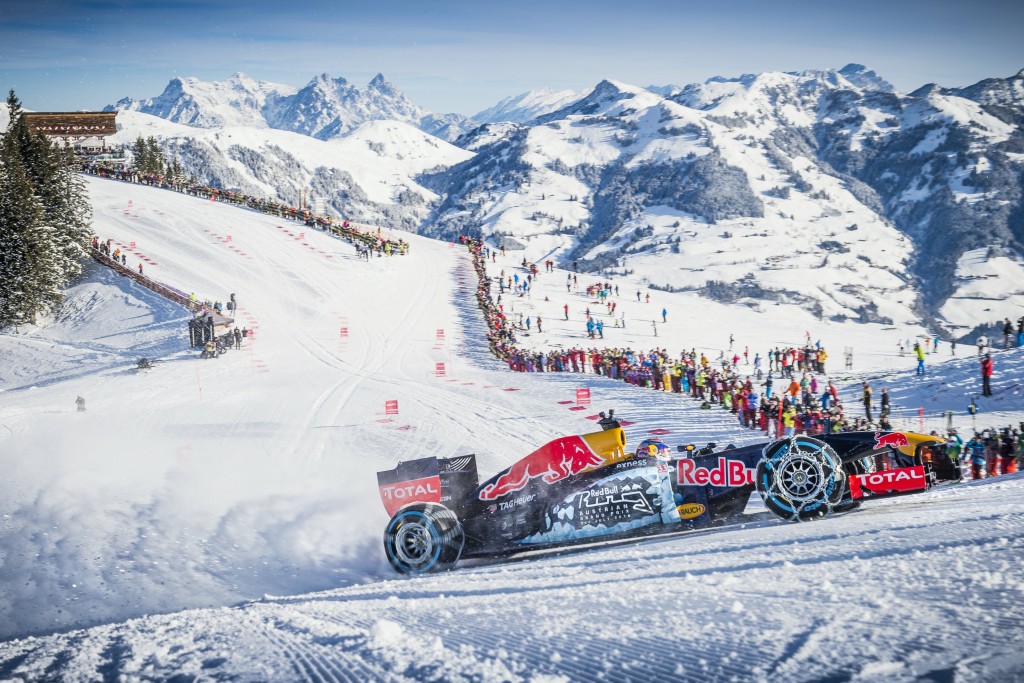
[[472, 87, 588, 124], [110, 72, 295, 129], [113, 71, 474, 142]]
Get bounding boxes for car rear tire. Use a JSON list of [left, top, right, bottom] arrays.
[[384, 502, 464, 575], [756, 436, 847, 521]]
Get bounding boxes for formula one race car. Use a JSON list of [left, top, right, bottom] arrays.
[[376, 419, 957, 574]]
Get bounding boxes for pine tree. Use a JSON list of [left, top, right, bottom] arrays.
[[0, 89, 94, 327], [146, 137, 164, 175], [0, 129, 48, 325], [45, 145, 92, 287], [131, 136, 148, 173], [130, 135, 167, 175]]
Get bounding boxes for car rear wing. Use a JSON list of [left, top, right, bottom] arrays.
[[377, 454, 479, 517]]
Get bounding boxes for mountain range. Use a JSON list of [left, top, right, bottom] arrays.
[[103, 65, 1024, 336]]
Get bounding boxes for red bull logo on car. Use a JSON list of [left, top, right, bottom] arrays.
[[678, 458, 756, 487], [479, 435, 606, 501], [873, 432, 911, 450]]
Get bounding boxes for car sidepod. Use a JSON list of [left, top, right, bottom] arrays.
[[515, 456, 680, 546]]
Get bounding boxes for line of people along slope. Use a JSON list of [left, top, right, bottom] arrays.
[[82, 165, 409, 257]]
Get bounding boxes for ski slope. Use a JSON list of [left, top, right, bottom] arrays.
[[1, 177, 1023, 681]]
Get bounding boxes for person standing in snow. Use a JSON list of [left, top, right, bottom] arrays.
[[782, 405, 797, 437], [662, 307, 667, 323], [999, 429, 1017, 475], [233, 326, 242, 349], [981, 353, 994, 397], [861, 382, 873, 422], [536, 316, 542, 334], [564, 304, 569, 320], [75, 396, 86, 412], [965, 434, 987, 479], [880, 388, 890, 418], [914, 342, 926, 376]]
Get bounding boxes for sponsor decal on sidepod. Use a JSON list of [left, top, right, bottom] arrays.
[[850, 466, 927, 498], [678, 458, 756, 487], [677, 503, 707, 519]]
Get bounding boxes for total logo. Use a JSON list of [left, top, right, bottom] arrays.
[[678, 458, 756, 487], [859, 468, 924, 486], [380, 477, 440, 502], [850, 465, 927, 499]]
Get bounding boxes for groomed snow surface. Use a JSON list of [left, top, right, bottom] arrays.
[[1, 177, 1023, 682]]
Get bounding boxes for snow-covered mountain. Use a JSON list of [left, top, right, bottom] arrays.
[[423, 65, 1024, 332], [106, 109, 473, 230], [105, 65, 1024, 333], [423, 74, 921, 327], [109, 72, 293, 129], [112, 72, 475, 142]]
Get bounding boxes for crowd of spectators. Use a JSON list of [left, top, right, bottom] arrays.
[[959, 425, 1023, 479], [463, 236, 865, 438], [83, 165, 409, 257]]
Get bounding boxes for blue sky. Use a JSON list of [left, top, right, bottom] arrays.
[[1, 0, 1022, 116]]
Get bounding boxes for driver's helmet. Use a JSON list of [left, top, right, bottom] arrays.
[[635, 439, 671, 461]]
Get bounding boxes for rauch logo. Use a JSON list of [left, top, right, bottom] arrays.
[[677, 503, 707, 519]]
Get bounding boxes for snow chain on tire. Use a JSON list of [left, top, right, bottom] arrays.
[[756, 436, 847, 522]]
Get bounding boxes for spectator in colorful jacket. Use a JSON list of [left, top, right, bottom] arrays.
[[965, 435, 987, 480], [980, 353, 994, 397]]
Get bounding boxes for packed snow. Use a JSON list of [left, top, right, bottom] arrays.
[[939, 248, 1024, 333], [1, 177, 1023, 681]]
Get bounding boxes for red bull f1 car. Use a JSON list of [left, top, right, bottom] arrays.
[[376, 422, 957, 574]]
